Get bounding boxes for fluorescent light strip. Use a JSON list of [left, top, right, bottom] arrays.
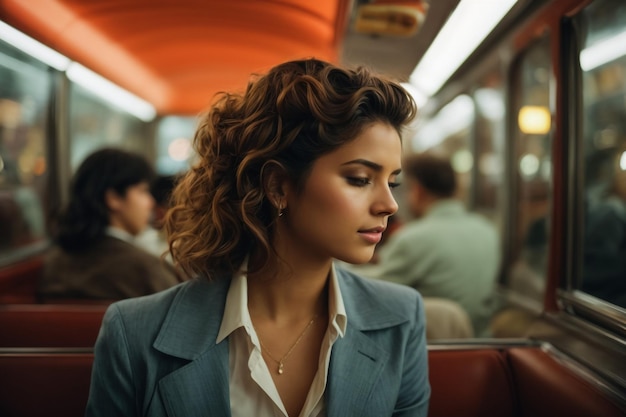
[[0, 21, 70, 71], [66, 63, 156, 122], [409, 0, 518, 97], [0, 22, 156, 121], [580, 30, 626, 71]]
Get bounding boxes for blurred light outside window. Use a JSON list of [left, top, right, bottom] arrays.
[[518, 105, 551, 134], [156, 116, 197, 175]]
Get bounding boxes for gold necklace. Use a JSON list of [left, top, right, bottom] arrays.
[[258, 315, 317, 375]]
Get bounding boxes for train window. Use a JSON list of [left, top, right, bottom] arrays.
[[577, 0, 626, 309], [506, 36, 552, 307], [474, 68, 505, 233], [68, 84, 152, 171], [412, 94, 475, 206], [0, 40, 52, 261], [155, 116, 196, 175]]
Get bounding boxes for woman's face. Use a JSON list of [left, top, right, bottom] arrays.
[[281, 122, 402, 265]]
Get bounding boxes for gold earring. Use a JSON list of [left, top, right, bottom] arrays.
[[278, 204, 284, 217]]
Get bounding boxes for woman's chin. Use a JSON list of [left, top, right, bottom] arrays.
[[336, 251, 375, 265]]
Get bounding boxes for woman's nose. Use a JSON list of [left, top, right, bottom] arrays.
[[372, 185, 398, 216]]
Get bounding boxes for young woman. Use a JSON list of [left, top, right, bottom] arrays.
[[40, 148, 179, 300], [86, 59, 430, 417]]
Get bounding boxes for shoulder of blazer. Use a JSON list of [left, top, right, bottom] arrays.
[[335, 266, 423, 331], [103, 278, 228, 358]]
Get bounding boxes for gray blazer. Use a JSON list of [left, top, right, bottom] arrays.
[[85, 267, 430, 416]]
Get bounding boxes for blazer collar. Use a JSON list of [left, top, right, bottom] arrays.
[[336, 267, 408, 330], [153, 268, 406, 359], [153, 277, 230, 360]]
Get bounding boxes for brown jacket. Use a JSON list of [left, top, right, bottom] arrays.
[[40, 236, 180, 300]]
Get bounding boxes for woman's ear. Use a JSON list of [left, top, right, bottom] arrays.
[[261, 160, 289, 210]]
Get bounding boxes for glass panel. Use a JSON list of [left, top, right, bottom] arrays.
[[155, 116, 197, 175], [507, 37, 552, 305], [578, 0, 626, 308], [0, 40, 52, 259], [474, 69, 506, 233], [69, 84, 152, 171], [411, 94, 475, 206]]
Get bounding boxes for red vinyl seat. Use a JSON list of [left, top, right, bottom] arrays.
[[0, 255, 43, 304], [428, 348, 517, 417], [0, 346, 622, 417], [0, 350, 94, 417], [507, 347, 624, 417], [0, 304, 107, 347]]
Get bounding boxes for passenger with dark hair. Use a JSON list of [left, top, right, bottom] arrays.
[[354, 153, 500, 337], [86, 59, 430, 417], [39, 148, 180, 301]]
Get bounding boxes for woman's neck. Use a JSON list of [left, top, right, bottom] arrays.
[[247, 252, 331, 324]]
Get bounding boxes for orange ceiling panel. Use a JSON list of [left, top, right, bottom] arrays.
[[0, 0, 350, 115]]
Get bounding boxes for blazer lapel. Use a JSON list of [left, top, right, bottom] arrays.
[[327, 268, 409, 416], [327, 325, 389, 416], [158, 341, 231, 417], [152, 277, 233, 417]]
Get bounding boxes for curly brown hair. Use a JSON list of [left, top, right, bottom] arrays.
[[166, 58, 417, 280]]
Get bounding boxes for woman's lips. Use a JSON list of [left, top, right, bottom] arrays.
[[358, 227, 385, 244]]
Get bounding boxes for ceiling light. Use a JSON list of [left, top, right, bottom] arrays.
[[409, 0, 518, 96], [0, 21, 70, 71], [66, 63, 156, 122]]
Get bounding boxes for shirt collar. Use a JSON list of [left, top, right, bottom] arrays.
[[329, 262, 347, 338], [426, 199, 464, 217], [105, 226, 135, 243], [216, 263, 253, 344], [216, 261, 348, 344]]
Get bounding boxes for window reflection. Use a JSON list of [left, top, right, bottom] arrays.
[[156, 116, 197, 175], [411, 94, 474, 205], [69, 84, 151, 171], [579, 0, 626, 308], [474, 71, 505, 233], [0, 41, 50, 259], [507, 37, 552, 306]]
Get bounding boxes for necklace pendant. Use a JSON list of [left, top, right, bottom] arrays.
[[278, 362, 284, 375]]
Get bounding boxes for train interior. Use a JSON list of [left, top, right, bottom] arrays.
[[0, 0, 625, 416]]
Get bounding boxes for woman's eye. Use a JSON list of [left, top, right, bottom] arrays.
[[389, 182, 401, 189], [347, 177, 371, 187]]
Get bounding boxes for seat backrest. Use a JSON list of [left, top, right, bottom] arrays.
[[0, 304, 107, 347], [428, 348, 517, 417], [507, 347, 625, 417], [423, 297, 474, 340], [0, 349, 94, 417], [0, 255, 44, 303]]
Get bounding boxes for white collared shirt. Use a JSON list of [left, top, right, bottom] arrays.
[[104, 226, 135, 243], [216, 263, 347, 417]]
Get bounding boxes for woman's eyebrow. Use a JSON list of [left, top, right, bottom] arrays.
[[341, 159, 402, 175]]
